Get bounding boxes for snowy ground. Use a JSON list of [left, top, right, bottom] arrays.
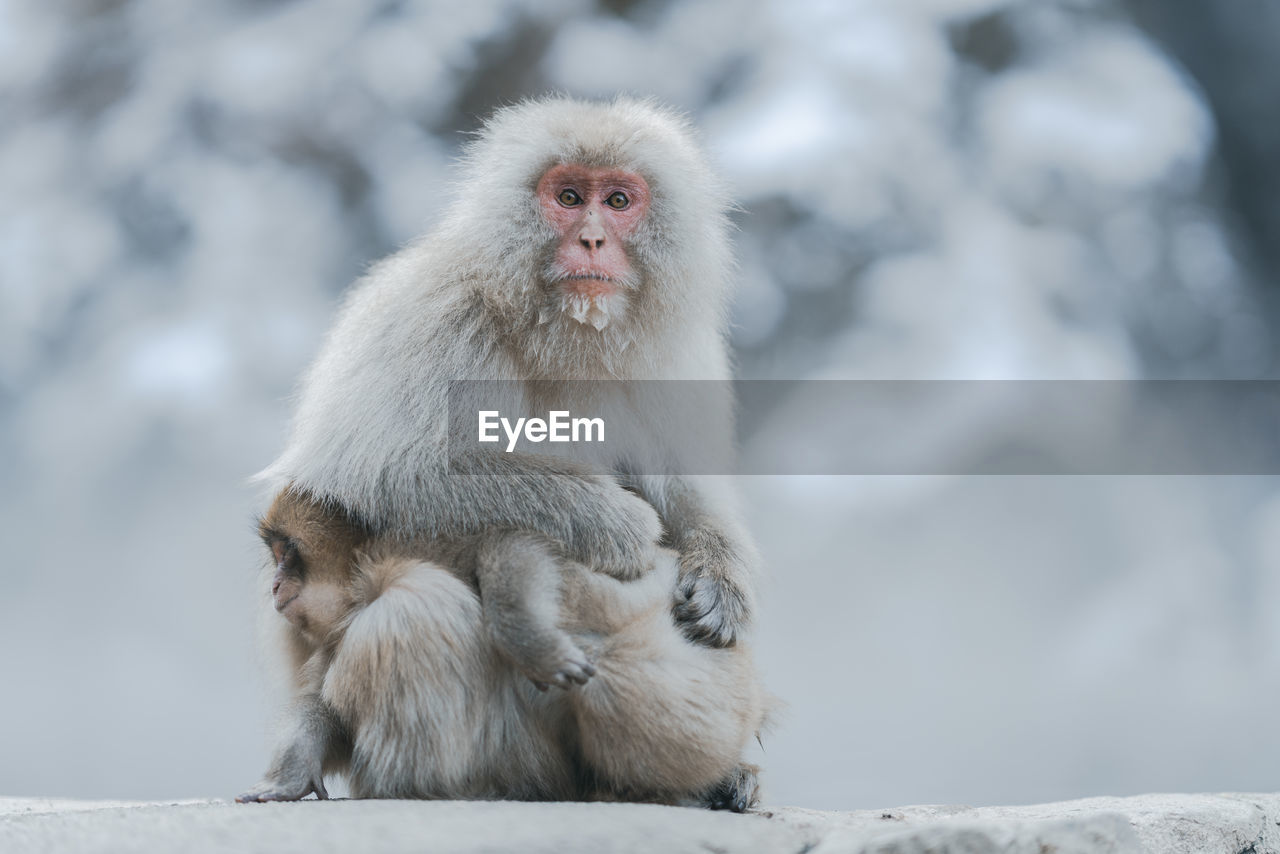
[[3, 793, 1277, 854]]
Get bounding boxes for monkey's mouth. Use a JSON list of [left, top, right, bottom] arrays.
[[558, 274, 619, 298], [274, 593, 299, 614]]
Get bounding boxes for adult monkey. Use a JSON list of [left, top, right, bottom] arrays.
[[259, 96, 754, 647]]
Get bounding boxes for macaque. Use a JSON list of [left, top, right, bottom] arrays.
[[237, 488, 764, 809], [256, 96, 755, 647], [241, 97, 767, 806]]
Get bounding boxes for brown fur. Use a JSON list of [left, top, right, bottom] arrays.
[[239, 488, 765, 807]]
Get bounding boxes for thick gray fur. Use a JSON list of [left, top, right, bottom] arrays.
[[257, 96, 757, 646]]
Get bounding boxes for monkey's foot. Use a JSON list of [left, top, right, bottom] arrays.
[[699, 763, 760, 813], [673, 567, 751, 649], [524, 639, 597, 692], [236, 775, 329, 803]]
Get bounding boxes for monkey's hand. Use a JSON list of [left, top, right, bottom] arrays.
[[236, 744, 329, 803], [672, 527, 754, 648], [693, 762, 761, 813], [520, 633, 597, 692], [577, 487, 663, 582], [478, 530, 600, 690]]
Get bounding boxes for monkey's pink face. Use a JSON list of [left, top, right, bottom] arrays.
[[537, 165, 649, 328]]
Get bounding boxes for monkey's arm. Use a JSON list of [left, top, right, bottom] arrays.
[[237, 652, 348, 803], [431, 450, 664, 582], [474, 530, 596, 690], [626, 474, 756, 648], [265, 284, 664, 582]]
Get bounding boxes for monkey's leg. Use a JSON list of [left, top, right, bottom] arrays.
[[626, 474, 756, 648], [573, 657, 757, 809], [568, 601, 764, 806], [475, 531, 596, 691], [237, 692, 346, 803], [327, 557, 568, 799]]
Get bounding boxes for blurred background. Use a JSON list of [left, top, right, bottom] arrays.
[[2, 0, 1279, 810]]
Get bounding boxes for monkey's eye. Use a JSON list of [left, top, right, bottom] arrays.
[[557, 189, 582, 207], [605, 191, 629, 210]]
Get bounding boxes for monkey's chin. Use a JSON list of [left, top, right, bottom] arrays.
[[558, 292, 627, 331]]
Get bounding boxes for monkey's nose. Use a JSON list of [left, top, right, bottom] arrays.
[[271, 572, 283, 598], [578, 221, 606, 250]]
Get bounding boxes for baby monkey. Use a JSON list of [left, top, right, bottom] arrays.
[[238, 488, 764, 809]]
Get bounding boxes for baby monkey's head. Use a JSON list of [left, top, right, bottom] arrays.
[[258, 488, 369, 641]]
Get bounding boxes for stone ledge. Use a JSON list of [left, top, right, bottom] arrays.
[[1, 793, 1275, 853]]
